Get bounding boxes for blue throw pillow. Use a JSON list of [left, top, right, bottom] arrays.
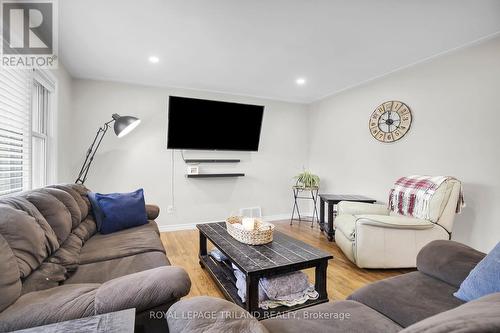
[[454, 242, 500, 302], [94, 189, 148, 234], [87, 192, 105, 231]]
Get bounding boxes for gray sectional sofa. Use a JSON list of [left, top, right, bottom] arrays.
[[167, 240, 500, 333], [0, 184, 191, 332]]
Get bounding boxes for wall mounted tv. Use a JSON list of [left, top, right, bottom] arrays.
[[167, 96, 264, 151]]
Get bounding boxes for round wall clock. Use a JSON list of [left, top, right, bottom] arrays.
[[369, 101, 412, 143]]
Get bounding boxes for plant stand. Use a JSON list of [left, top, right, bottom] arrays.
[[290, 186, 319, 227]]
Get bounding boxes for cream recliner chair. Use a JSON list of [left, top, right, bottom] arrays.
[[334, 178, 462, 268]]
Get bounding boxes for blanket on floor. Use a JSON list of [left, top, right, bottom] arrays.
[[232, 264, 318, 310]]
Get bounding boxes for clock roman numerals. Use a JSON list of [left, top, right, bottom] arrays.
[[369, 101, 412, 143]]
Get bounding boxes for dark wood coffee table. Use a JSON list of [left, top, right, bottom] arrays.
[[197, 222, 333, 320], [319, 194, 377, 241]]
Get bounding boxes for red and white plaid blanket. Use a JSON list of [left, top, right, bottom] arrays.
[[388, 175, 465, 221]]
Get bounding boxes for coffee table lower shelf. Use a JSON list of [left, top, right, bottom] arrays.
[[199, 254, 329, 320]]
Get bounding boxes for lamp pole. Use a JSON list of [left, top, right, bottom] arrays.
[[75, 114, 140, 185]]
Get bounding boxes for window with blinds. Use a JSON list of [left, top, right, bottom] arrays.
[[0, 68, 32, 196], [32, 81, 50, 189]]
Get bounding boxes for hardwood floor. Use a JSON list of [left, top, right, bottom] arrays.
[[160, 220, 412, 301]]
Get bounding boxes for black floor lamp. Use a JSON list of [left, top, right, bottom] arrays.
[[75, 113, 141, 184]]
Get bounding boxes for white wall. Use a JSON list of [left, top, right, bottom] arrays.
[[56, 37, 499, 251], [69, 80, 309, 228], [51, 64, 74, 183], [308, 36, 500, 252]]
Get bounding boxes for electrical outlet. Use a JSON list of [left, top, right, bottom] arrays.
[[167, 205, 174, 214]]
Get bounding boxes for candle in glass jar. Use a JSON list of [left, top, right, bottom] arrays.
[[241, 217, 255, 230]]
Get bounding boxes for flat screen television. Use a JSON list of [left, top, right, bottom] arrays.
[[167, 96, 264, 151]]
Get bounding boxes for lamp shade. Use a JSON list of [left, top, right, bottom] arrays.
[[112, 113, 141, 138]]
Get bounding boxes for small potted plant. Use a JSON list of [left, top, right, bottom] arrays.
[[294, 170, 320, 189]]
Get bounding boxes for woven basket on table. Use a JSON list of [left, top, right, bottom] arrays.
[[226, 216, 274, 245]]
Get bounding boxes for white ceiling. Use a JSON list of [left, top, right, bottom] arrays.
[[59, 0, 500, 103]]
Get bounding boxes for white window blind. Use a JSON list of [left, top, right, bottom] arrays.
[[32, 80, 50, 189], [0, 68, 32, 196]]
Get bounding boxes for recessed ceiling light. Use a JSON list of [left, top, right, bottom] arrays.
[[148, 56, 159, 63], [295, 78, 306, 86]]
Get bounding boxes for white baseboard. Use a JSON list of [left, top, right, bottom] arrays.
[[158, 223, 198, 232], [157, 213, 311, 232]]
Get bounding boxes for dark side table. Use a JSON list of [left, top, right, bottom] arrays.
[[319, 194, 376, 241]]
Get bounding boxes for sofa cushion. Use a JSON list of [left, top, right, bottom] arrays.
[[71, 216, 97, 242], [0, 204, 58, 278], [0, 197, 59, 256], [348, 271, 464, 327], [401, 292, 500, 333], [0, 234, 21, 312], [417, 240, 485, 288], [48, 184, 90, 221], [262, 300, 402, 333], [41, 188, 82, 229], [0, 265, 190, 332], [47, 233, 83, 271], [21, 263, 67, 294], [79, 221, 165, 264], [167, 296, 269, 333], [22, 191, 72, 244], [0, 284, 98, 332], [95, 266, 191, 314], [65, 251, 170, 284]]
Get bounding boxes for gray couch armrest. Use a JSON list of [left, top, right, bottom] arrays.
[[146, 204, 160, 220], [400, 292, 500, 333], [0, 284, 99, 332], [95, 266, 191, 314], [167, 296, 269, 333], [417, 240, 485, 288]]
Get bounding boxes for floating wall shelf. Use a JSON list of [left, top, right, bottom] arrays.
[[186, 173, 245, 178], [184, 159, 241, 164]]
